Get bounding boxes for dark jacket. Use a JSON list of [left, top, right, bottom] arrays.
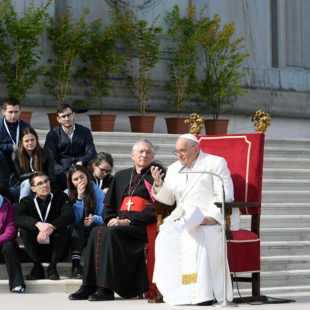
[[90, 173, 114, 191], [0, 153, 10, 188], [15, 191, 75, 232], [44, 124, 96, 174], [0, 117, 29, 156], [11, 148, 56, 183]]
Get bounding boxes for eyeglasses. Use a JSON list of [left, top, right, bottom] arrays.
[[58, 112, 73, 120], [34, 178, 50, 188], [173, 145, 196, 156], [96, 165, 111, 174]]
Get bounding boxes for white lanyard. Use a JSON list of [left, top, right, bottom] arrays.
[[34, 193, 53, 223], [30, 157, 34, 171], [3, 119, 19, 146], [93, 173, 103, 189]]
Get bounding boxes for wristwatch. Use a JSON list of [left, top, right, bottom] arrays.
[[127, 219, 131, 225]]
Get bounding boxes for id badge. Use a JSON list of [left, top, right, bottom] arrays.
[[39, 236, 50, 244]]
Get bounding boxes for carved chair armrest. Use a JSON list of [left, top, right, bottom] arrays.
[[214, 202, 261, 238], [145, 202, 175, 232]]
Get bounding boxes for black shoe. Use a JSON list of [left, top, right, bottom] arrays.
[[198, 300, 214, 306], [47, 266, 60, 280], [88, 287, 115, 301], [69, 286, 97, 300], [71, 264, 83, 279], [26, 264, 45, 280]]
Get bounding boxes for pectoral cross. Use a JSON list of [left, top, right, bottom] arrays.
[[126, 199, 134, 211]]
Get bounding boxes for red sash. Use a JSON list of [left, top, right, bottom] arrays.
[[120, 196, 149, 211], [120, 196, 157, 299]]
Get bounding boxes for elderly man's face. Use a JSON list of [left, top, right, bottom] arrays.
[[175, 138, 199, 167], [131, 142, 154, 170]]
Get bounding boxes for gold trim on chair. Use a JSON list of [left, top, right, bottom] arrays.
[[198, 136, 252, 214]]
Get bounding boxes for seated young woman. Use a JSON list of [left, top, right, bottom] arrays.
[[87, 152, 114, 195], [65, 164, 105, 279], [11, 127, 56, 202]]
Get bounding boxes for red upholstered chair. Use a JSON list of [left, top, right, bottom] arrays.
[[198, 133, 266, 303]]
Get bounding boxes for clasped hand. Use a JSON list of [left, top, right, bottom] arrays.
[[36, 222, 55, 242], [84, 214, 94, 226], [107, 217, 129, 227], [201, 216, 217, 226]]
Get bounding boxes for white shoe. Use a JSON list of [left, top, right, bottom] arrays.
[[11, 286, 25, 293]]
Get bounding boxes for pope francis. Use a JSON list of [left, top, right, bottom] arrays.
[[151, 134, 240, 306]]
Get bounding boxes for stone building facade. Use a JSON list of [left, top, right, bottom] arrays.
[[1, 0, 310, 136]]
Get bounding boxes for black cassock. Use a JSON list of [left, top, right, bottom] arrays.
[[82, 166, 157, 298]]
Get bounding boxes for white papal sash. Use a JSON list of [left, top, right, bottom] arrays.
[[180, 225, 199, 285]]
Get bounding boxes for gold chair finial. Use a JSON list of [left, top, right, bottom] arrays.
[[250, 110, 271, 134], [185, 113, 205, 135]]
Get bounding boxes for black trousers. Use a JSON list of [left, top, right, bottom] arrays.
[[0, 241, 25, 290], [20, 228, 70, 264], [71, 223, 101, 254]]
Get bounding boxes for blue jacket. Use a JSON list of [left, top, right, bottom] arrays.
[[44, 123, 96, 174], [65, 181, 105, 227], [0, 117, 29, 167]]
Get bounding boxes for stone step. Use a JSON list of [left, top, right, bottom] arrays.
[[262, 179, 310, 191], [261, 191, 310, 203], [37, 131, 310, 149], [261, 255, 310, 271], [260, 227, 310, 241], [0, 278, 81, 293], [241, 215, 310, 228], [261, 203, 310, 215], [263, 158, 310, 169], [235, 270, 310, 288], [260, 241, 310, 255], [235, 285, 310, 296], [0, 262, 75, 280], [264, 168, 310, 179], [264, 138, 310, 149], [37, 130, 180, 145], [264, 147, 310, 159]]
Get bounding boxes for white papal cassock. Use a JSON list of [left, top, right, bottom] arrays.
[[152, 150, 240, 305]]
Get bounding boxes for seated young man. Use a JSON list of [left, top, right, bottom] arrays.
[[44, 104, 97, 190], [0, 98, 29, 176], [15, 172, 75, 280], [0, 194, 26, 293]]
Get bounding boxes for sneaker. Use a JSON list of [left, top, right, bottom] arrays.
[[11, 286, 25, 293], [71, 264, 83, 279]]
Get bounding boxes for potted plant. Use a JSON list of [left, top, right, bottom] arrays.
[[0, 0, 52, 125], [111, 3, 162, 133], [44, 6, 90, 129], [75, 20, 126, 132], [196, 14, 250, 135], [164, 1, 201, 134]]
